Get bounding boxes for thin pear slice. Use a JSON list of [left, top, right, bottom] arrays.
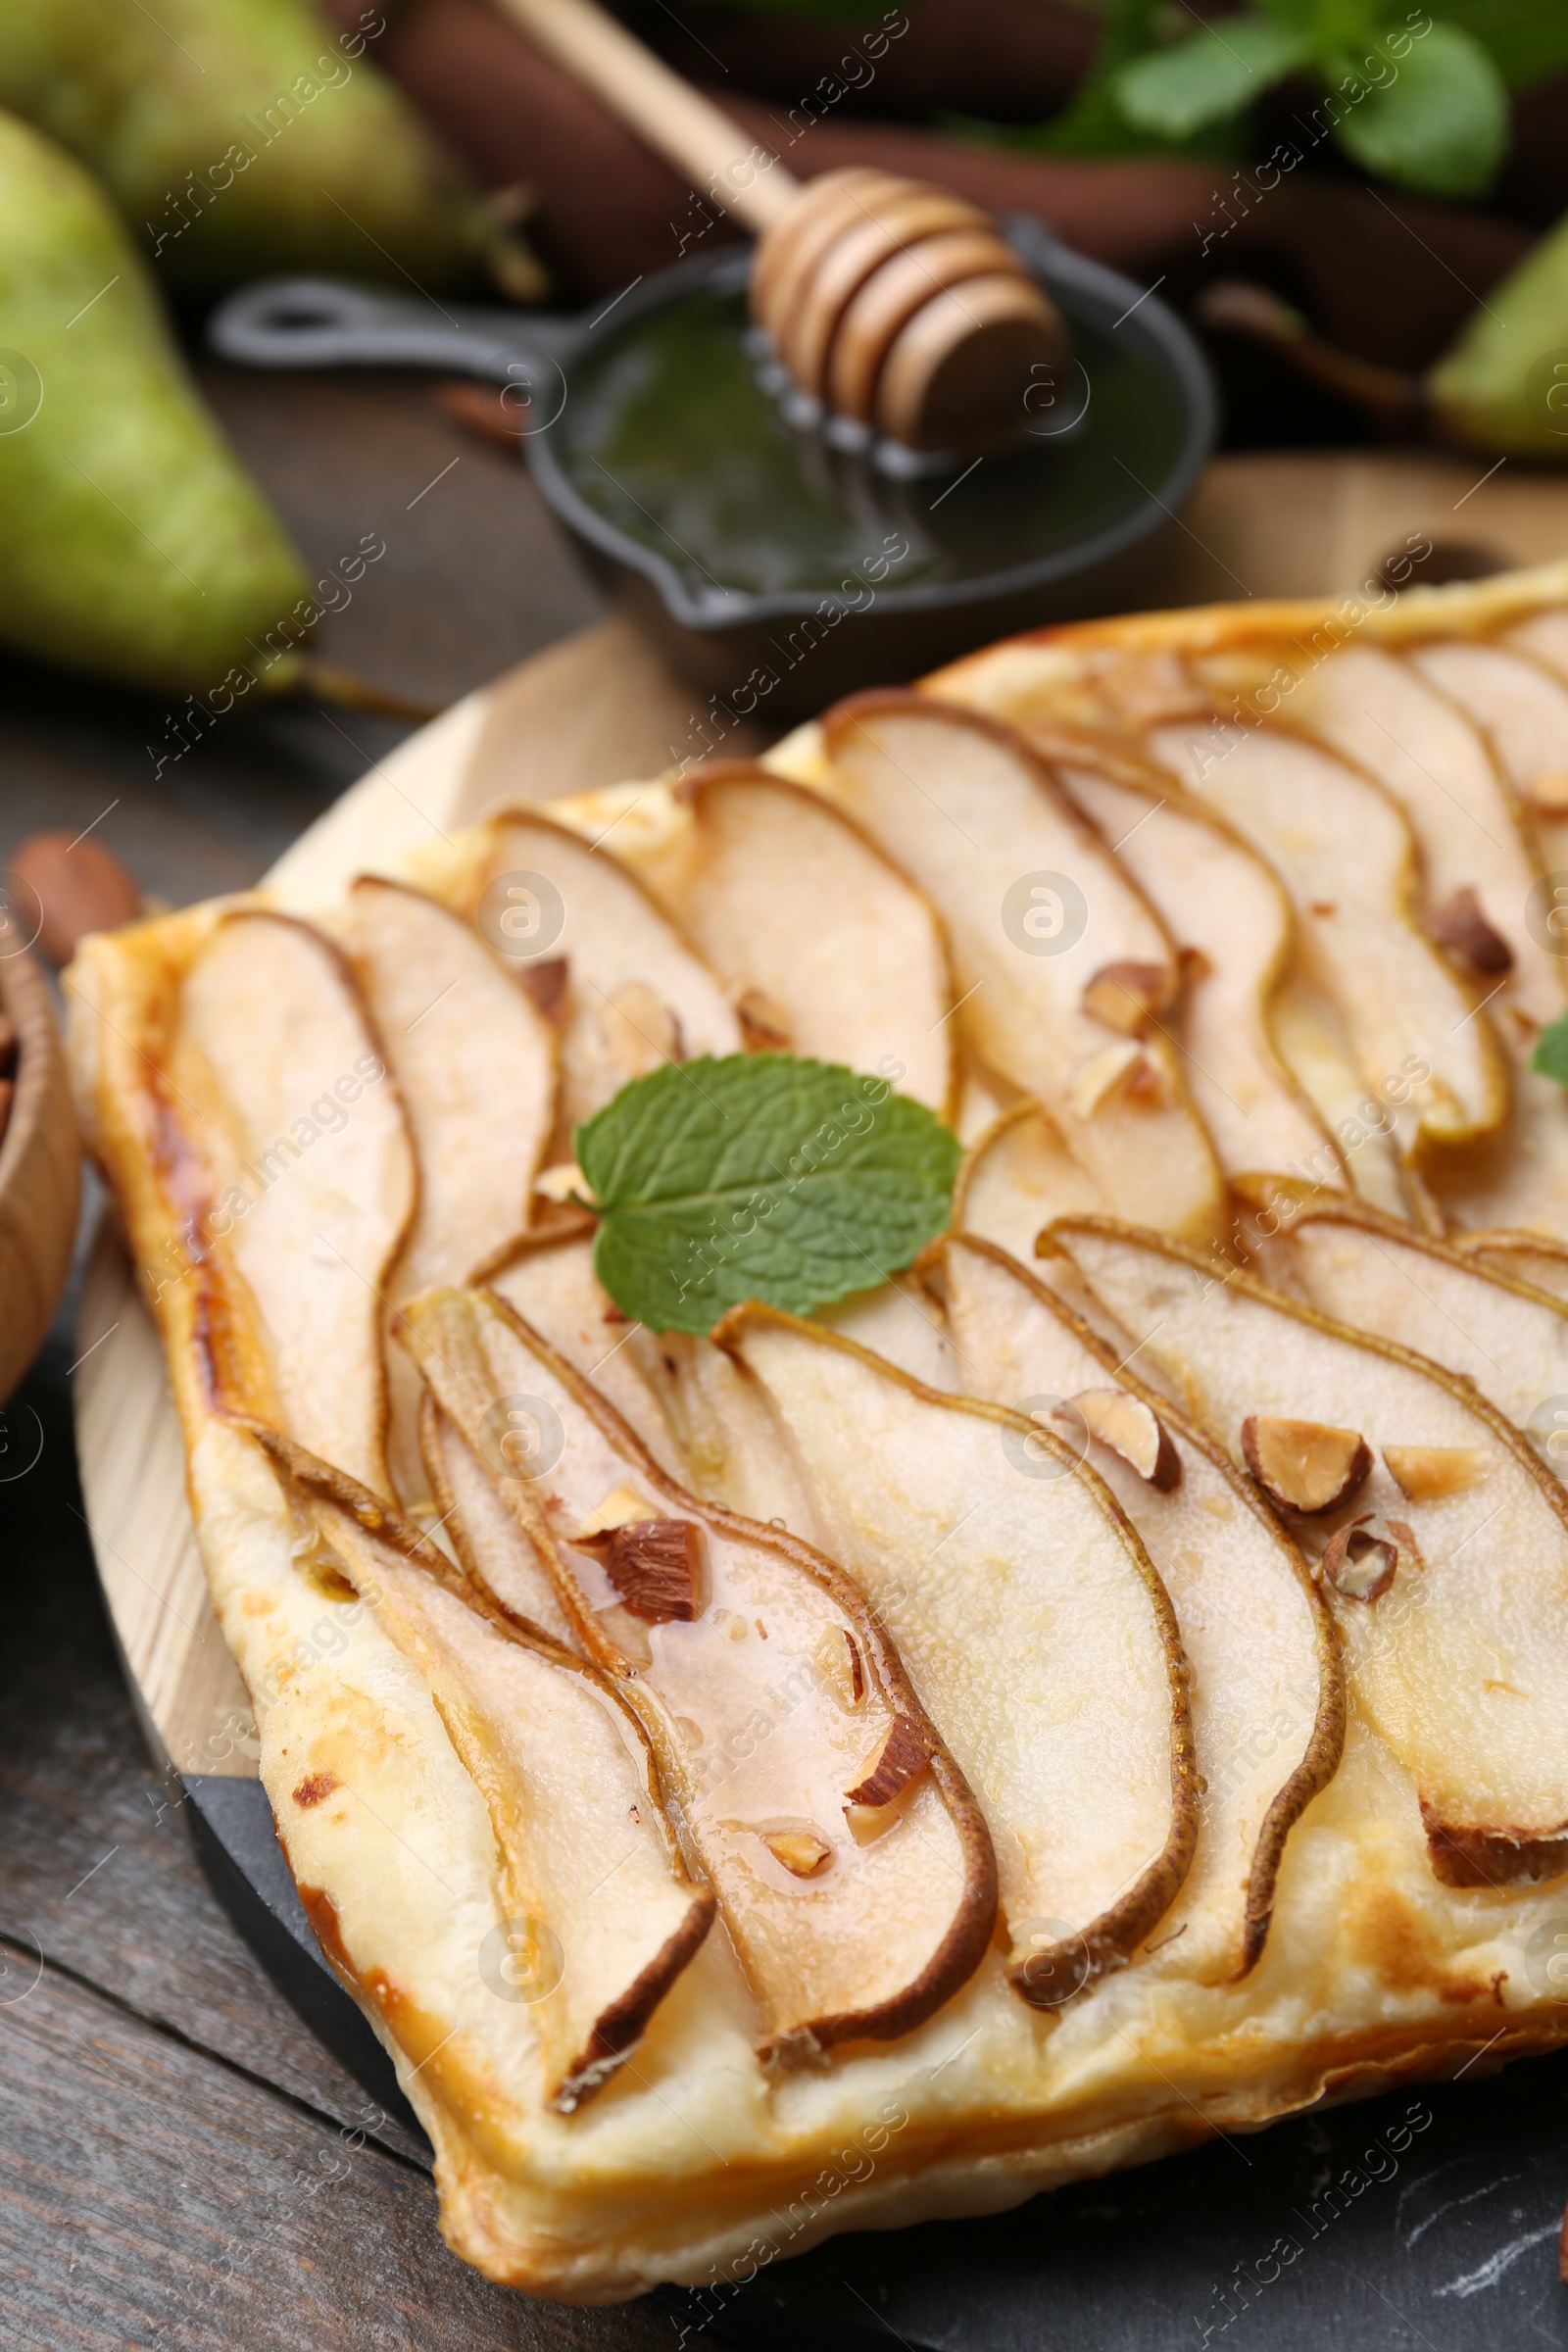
[[329, 877, 558, 1506], [641, 764, 957, 1118], [1264, 965, 1409, 1217], [1270, 642, 1568, 1234], [1273, 1200, 1568, 1447], [1408, 636, 1568, 858], [712, 1303, 1197, 2002], [1506, 607, 1568, 679], [461, 810, 741, 1145], [1059, 761, 1346, 1196], [1458, 1230, 1568, 1307], [1289, 644, 1557, 1027], [420, 1393, 582, 1651], [398, 1286, 997, 2062], [1147, 718, 1507, 1163], [951, 1101, 1106, 1262], [485, 1229, 813, 1528], [171, 909, 416, 1495], [930, 1232, 1342, 1980], [818, 694, 1226, 1244], [1047, 1216, 1568, 1888], [251, 1424, 713, 2114]]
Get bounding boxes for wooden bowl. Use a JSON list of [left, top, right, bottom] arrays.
[[0, 945, 80, 1401]]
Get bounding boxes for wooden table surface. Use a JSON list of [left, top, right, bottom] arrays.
[[8, 356, 1568, 2350], [0, 367, 681, 2352]]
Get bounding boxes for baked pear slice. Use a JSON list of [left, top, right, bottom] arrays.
[[170, 908, 416, 1495], [639, 764, 958, 1118], [1057, 760, 1346, 1198], [1456, 1230, 1568, 1307], [1270, 1199, 1568, 1451], [1046, 1216, 1568, 1889], [250, 1425, 714, 2114], [329, 877, 558, 1506], [1281, 643, 1568, 1236], [420, 1393, 583, 1651], [1406, 634, 1568, 868], [481, 1227, 810, 1527], [712, 1302, 1198, 2004], [950, 1101, 1107, 1262], [1145, 718, 1507, 1168], [928, 1231, 1342, 1981], [459, 810, 741, 1146], [817, 693, 1226, 1245], [397, 1285, 997, 2062]]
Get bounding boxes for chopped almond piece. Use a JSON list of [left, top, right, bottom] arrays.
[[1383, 1445, 1493, 1502], [1073, 1388, 1182, 1492], [575, 1482, 662, 1538], [1429, 887, 1512, 977], [1081, 960, 1171, 1038], [765, 1829, 833, 1878], [579, 1517, 703, 1623], [847, 1715, 930, 1807], [1242, 1415, 1371, 1515], [1321, 1516, 1397, 1603], [519, 956, 569, 1019]]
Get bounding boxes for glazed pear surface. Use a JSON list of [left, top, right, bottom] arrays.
[[64, 560, 1568, 2303]]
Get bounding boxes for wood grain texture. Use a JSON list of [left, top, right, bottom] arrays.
[[0, 1366, 425, 2165], [0, 947, 79, 1405], [0, 1961, 670, 2352]]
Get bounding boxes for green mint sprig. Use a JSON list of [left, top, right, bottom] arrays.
[[1532, 1009, 1568, 1086], [572, 1054, 961, 1337], [1043, 0, 1544, 199]]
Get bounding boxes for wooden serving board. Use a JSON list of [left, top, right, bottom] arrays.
[[73, 446, 1568, 1782]]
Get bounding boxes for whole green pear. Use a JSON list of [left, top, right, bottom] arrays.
[[1428, 212, 1568, 460], [0, 0, 500, 291], [0, 109, 312, 697]]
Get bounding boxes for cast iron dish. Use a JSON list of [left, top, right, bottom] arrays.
[[210, 224, 1215, 714]]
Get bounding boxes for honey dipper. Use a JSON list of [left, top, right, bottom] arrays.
[[492, 0, 1071, 456]]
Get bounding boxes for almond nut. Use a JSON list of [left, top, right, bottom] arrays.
[[846, 1715, 929, 1807], [764, 1828, 833, 1878], [1081, 959, 1172, 1038], [576, 1516, 703, 1622], [1382, 1444, 1493, 1502], [1429, 887, 1512, 977], [1072, 1388, 1182, 1492], [1321, 1515, 1397, 1603], [1242, 1414, 1371, 1514], [518, 955, 568, 1019]]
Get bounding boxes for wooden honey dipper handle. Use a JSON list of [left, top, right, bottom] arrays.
[[489, 0, 1069, 455], [491, 0, 797, 234]]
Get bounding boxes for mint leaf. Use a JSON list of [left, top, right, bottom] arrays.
[[1332, 22, 1508, 197], [574, 1054, 961, 1337], [1112, 16, 1308, 139], [1428, 0, 1568, 90], [1533, 1011, 1568, 1086]]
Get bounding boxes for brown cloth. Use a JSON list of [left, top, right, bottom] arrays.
[[336, 0, 1537, 373]]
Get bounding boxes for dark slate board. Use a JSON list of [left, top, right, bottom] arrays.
[[184, 1771, 1568, 2352]]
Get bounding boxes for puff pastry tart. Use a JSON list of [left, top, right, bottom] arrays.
[[67, 561, 1568, 2303]]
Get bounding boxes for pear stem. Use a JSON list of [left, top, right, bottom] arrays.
[[1195, 280, 1424, 435], [296, 658, 448, 727]]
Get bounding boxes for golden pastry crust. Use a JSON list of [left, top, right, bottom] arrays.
[[63, 570, 1568, 2303]]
